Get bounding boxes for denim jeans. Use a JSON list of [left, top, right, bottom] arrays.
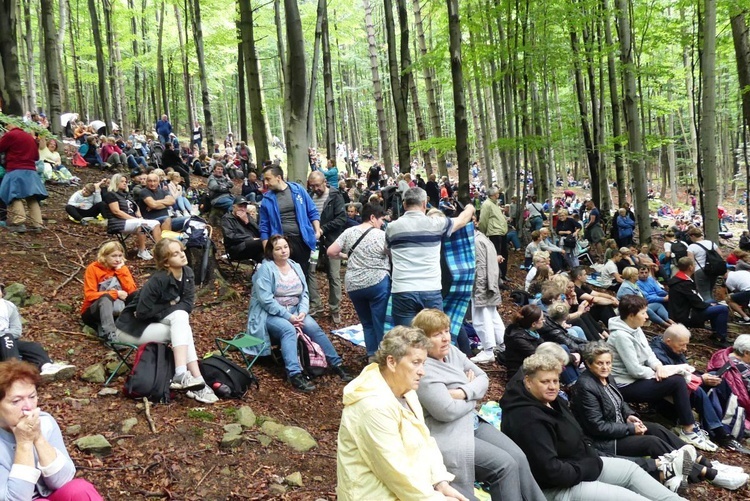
[[529, 216, 543, 231], [212, 194, 234, 212], [391, 290, 444, 327], [127, 155, 147, 171], [704, 303, 729, 339], [265, 310, 342, 377], [506, 230, 521, 250], [348, 276, 391, 356], [691, 386, 724, 435], [647, 303, 670, 325]]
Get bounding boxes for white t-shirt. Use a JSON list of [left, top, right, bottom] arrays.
[[688, 240, 717, 268], [525, 267, 538, 291], [726, 270, 750, 292], [600, 260, 619, 287]]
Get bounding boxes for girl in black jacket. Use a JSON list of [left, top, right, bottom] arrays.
[[115, 238, 218, 404], [500, 353, 684, 500]]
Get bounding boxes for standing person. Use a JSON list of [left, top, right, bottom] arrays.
[[686, 227, 720, 301], [320, 158, 340, 188], [616, 208, 637, 248], [525, 195, 546, 231], [471, 227, 506, 364], [328, 203, 390, 362], [155, 114, 172, 145], [584, 199, 605, 261], [191, 121, 202, 150], [306, 171, 347, 324], [479, 187, 509, 282], [0, 122, 47, 233], [336, 327, 469, 501], [425, 174, 441, 208], [556, 209, 581, 268], [114, 238, 219, 404], [385, 187, 474, 327], [366, 163, 381, 190], [259, 165, 321, 280]]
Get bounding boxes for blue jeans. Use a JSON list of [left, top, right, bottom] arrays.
[[529, 216, 543, 231], [174, 196, 192, 214], [212, 194, 234, 212], [691, 386, 724, 435], [158, 134, 169, 145], [647, 303, 670, 325], [265, 310, 342, 377], [704, 303, 729, 339], [391, 290, 443, 328], [127, 155, 147, 171], [568, 326, 586, 340], [348, 276, 391, 356], [506, 230, 521, 250]]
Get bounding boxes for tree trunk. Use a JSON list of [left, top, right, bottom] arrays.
[[731, 11, 750, 129], [237, 39, 248, 143], [616, 0, 650, 242], [67, 0, 84, 116], [409, 75, 431, 173], [681, 7, 699, 171], [383, 0, 412, 174], [0, 0, 23, 115], [446, 0, 469, 204], [156, 0, 168, 117], [175, 3, 193, 137], [274, 0, 288, 145], [103, 0, 124, 127], [469, 28, 492, 190], [40, 0, 61, 134], [240, 0, 270, 164], [57, 0, 69, 111], [190, 0, 215, 153], [283, 0, 308, 183], [127, 0, 142, 128], [21, 0, 35, 112], [307, 0, 324, 147], [363, 0, 393, 175], [413, 0, 447, 176], [88, 0, 111, 132], [602, 0, 626, 206], [699, 0, 718, 240], [322, 0, 336, 161]]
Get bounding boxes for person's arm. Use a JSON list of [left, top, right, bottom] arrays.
[[107, 199, 134, 220], [573, 383, 635, 439], [474, 240, 489, 296], [66, 191, 84, 208], [478, 202, 490, 234], [417, 375, 477, 423], [449, 204, 475, 232], [141, 195, 169, 211], [609, 333, 657, 380], [457, 355, 488, 401], [252, 266, 293, 320], [82, 265, 119, 307], [2, 301, 23, 338], [33, 416, 76, 490]]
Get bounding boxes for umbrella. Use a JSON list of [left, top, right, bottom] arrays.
[[60, 113, 78, 126], [89, 120, 105, 131]]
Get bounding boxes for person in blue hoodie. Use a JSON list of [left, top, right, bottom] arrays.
[[616, 207, 636, 248], [259, 165, 321, 279], [155, 114, 172, 145]]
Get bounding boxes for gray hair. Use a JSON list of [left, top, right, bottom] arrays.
[[582, 341, 612, 366], [535, 343, 569, 365], [532, 250, 550, 264], [663, 324, 691, 342], [522, 353, 563, 377], [733, 334, 750, 356], [403, 187, 428, 209], [488, 186, 501, 198], [547, 301, 570, 322], [373, 326, 433, 367]]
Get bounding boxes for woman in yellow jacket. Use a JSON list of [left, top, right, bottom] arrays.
[[337, 326, 469, 501]]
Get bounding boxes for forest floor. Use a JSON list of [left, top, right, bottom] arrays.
[[1, 166, 749, 500]]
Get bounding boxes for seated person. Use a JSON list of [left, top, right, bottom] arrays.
[[638, 243, 663, 279], [527, 265, 553, 297], [651, 325, 750, 454], [608, 295, 717, 452], [723, 269, 750, 323], [571, 342, 747, 492], [603, 238, 618, 261], [161, 142, 191, 188], [244, 235, 352, 393], [0, 359, 103, 500], [65, 182, 106, 223], [102, 174, 161, 260], [241, 171, 263, 203], [636, 263, 670, 307], [344, 203, 361, 228], [122, 140, 148, 171], [524, 251, 550, 291], [667, 257, 729, 347], [413, 309, 546, 501], [78, 136, 104, 168], [523, 230, 542, 269], [38, 137, 77, 185], [555, 276, 607, 341], [100, 136, 127, 168], [708, 334, 750, 419], [618, 266, 672, 327], [542, 301, 588, 346], [114, 238, 218, 404], [166, 171, 193, 216], [600, 249, 623, 291], [221, 196, 263, 262], [570, 266, 619, 328], [336, 327, 469, 501], [205, 163, 235, 212], [139, 173, 188, 232], [539, 227, 566, 273], [617, 247, 640, 274], [500, 353, 683, 501], [0, 284, 75, 380], [81, 241, 137, 341]]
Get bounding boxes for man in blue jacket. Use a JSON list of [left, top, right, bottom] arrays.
[[155, 114, 172, 145], [259, 165, 321, 279]]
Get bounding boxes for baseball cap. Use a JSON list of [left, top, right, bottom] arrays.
[[233, 196, 249, 206]]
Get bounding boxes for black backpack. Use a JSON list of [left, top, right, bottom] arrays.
[[123, 343, 175, 403], [198, 355, 258, 399], [697, 242, 727, 277], [670, 240, 688, 263]]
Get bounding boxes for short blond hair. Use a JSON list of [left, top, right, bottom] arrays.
[[412, 309, 450, 336], [97, 241, 125, 265], [622, 267, 639, 281]]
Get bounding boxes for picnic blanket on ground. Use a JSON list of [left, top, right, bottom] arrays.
[[331, 324, 366, 348]]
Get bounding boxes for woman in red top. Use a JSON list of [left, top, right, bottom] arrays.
[[81, 241, 137, 340], [0, 122, 48, 232]]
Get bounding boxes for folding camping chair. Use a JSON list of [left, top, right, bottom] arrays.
[[215, 332, 267, 372]]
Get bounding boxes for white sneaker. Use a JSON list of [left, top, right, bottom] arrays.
[[170, 372, 205, 391], [713, 461, 745, 475], [712, 470, 749, 490], [660, 445, 695, 493], [470, 350, 495, 364], [678, 426, 719, 452], [186, 386, 219, 404], [40, 363, 76, 382], [137, 249, 153, 260]]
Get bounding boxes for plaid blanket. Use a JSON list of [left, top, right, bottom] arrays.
[[384, 222, 476, 343]]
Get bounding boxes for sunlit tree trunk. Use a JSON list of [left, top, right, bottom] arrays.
[[447, 0, 469, 204], [189, 0, 215, 153], [699, 0, 718, 240], [283, 0, 308, 182], [307, 0, 323, 147], [88, 0, 111, 132], [40, 0, 61, 134], [156, 0, 168, 117], [175, 3, 193, 135], [274, 0, 288, 145], [602, 0, 626, 205], [321, 0, 336, 161], [364, 0, 393, 175], [21, 0, 35, 112], [240, 0, 270, 163], [103, 0, 124, 127]]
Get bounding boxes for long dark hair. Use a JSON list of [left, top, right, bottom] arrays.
[[513, 305, 543, 329]]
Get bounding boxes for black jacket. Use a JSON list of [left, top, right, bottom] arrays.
[[504, 323, 544, 375], [500, 370, 603, 489], [426, 180, 440, 207], [569, 369, 637, 454], [317, 187, 347, 248], [666, 274, 708, 326], [650, 336, 687, 366], [538, 316, 587, 354], [116, 267, 195, 338], [221, 212, 260, 258]]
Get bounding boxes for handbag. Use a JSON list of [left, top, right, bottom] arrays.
[[563, 234, 577, 248]]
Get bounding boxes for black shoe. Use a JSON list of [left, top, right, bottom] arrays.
[[332, 365, 353, 382], [711, 336, 731, 348], [289, 374, 316, 393], [717, 436, 750, 455]]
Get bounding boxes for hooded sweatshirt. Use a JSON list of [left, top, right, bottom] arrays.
[[607, 316, 662, 386], [499, 370, 602, 489], [336, 364, 453, 500]]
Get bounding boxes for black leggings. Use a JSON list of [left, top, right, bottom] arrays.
[[0, 335, 52, 368], [65, 202, 104, 221], [571, 312, 604, 341], [615, 421, 685, 458], [618, 375, 695, 426]]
